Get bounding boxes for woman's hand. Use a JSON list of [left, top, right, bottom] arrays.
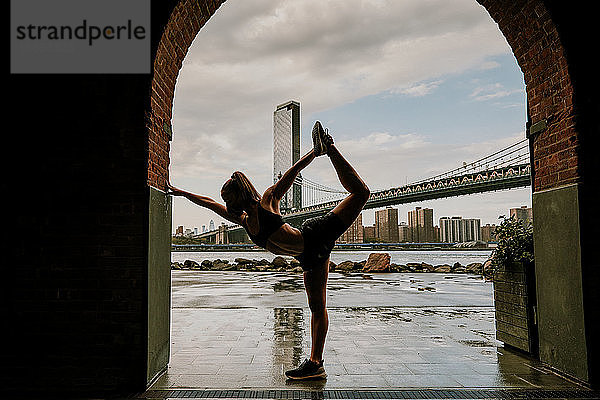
[[166, 181, 183, 196]]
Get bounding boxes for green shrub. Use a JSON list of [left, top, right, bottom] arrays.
[[491, 216, 534, 269]]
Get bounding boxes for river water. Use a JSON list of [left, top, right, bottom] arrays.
[[172, 249, 493, 266]]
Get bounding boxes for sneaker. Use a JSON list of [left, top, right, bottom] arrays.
[[312, 121, 329, 156], [285, 358, 327, 380]]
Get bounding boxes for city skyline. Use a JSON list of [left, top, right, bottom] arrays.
[[174, 204, 531, 244], [169, 0, 531, 230]]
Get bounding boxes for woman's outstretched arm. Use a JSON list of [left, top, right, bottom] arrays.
[[167, 183, 244, 225], [270, 150, 315, 201]]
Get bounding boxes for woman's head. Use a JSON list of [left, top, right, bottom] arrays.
[[221, 171, 261, 216]]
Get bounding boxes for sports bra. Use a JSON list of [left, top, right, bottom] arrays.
[[244, 204, 285, 248]]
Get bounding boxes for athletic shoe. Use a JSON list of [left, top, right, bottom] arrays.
[[285, 358, 327, 380], [312, 121, 329, 156]]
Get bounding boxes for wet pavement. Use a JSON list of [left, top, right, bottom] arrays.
[[149, 271, 584, 391]]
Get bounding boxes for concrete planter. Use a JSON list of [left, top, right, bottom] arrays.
[[493, 260, 538, 355]]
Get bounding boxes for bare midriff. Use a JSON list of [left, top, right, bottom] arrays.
[[265, 223, 304, 256]]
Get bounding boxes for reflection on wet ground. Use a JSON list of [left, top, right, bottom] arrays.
[[150, 271, 583, 390]]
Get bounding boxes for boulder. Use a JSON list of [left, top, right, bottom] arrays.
[[434, 264, 452, 272], [201, 260, 213, 269], [354, 260, 366, 271], [433, 265, 452, 273], [328, 261, 337, 272], [452, 262, 462, 270], [466, 262, 483, 274], [421, 262, 434, 272], [406, 262, 421, 271], [171, 262, 183, 270], [183, 260, 199, 269], [363, 253, 391, 273], [235, 257, 255, 265], [291, 266, 304, 273], [483, 258, 495, 280], [336, 261, 355, 272], [396, 264, 410, 272], [290, 259, 301, 269], [211, 261, 229, 270], [272, 256, 289, 268]]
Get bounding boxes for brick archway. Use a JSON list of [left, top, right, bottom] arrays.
[[146, 0, 594, 388], [8, 1, 597, 396]]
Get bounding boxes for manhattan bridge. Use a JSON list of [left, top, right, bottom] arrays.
[[191, 136, 531, 245]]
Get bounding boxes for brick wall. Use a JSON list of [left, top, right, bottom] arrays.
[[147, 0, 226, 190], [9, 75, 151, 394], [478, 0, 579, 192]]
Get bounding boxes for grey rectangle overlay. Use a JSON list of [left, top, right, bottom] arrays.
[[11, 0, 150, 74]]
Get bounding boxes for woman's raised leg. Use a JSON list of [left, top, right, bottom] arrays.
[[328, 144, 370, 228]]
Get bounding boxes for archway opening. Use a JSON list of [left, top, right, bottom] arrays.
[[145, 3, 584, 390]]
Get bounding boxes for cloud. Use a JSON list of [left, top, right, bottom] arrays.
[[391, 80, 444, 97], [169, 0, 519, 228], [470, 83, 523, 101]]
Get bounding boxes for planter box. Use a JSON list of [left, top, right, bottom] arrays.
[[493, 261, 538, 355]]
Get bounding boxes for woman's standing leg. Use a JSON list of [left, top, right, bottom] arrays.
[[304, 258, 329, 363]]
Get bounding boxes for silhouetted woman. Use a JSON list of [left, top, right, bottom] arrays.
[[167, 121, 369, 380]]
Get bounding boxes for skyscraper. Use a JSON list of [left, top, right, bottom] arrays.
[[510, 205, 533, 225], [398, 222, 410, 242], [337, 213, 364, 243], [363, 225, 376, 242], [481, 224, 497, 242], [439, 217, 463, 243], [439, 216, 481, 243], [375, 207, 399, 242], [463, 218, 481, 241], [273, 100, 302, 211], [408, 207, 435, 242]]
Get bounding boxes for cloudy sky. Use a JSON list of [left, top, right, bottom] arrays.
[[169, 0, 530, 232]]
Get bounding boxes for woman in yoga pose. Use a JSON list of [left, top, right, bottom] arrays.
[[167, 121, 369, 380]]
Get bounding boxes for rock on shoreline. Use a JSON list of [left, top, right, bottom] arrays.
[[171, 252, 493, 278]]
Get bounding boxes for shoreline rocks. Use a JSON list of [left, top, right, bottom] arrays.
[[171, 252, 494, 278]]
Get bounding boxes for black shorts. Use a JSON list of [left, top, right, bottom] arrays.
[[294, 212, 347, 271]]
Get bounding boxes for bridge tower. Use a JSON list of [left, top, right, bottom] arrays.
[[273, 100, 302, 212]]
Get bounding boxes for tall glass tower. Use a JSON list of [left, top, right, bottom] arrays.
[[273, 101, 302, 211]]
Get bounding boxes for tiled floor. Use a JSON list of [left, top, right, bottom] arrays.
[[149, 271, 584, 391]]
